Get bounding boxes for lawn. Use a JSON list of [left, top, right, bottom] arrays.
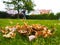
[[0, 19, 60, 45]]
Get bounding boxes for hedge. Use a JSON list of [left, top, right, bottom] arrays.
[[0, 11, 59, 20], [26, 14, 58, 20]]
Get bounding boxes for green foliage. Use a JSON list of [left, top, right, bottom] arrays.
[[26, 14, 57, 20], [48, 13, 57, 20], [3, 0, 35, 13], [9, 13, 57, 19], [0, 11, 9, 18], [23, 0, 35, 13], [56, 12, 60, 19], [0, 11, 59, 20]]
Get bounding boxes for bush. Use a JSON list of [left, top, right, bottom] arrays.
[[26, 14, 57, 20], [56, 12, 60, 19], [0, 11, 9, 18], [0, 11, 58, 20]]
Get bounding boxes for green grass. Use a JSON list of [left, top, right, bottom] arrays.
[[0, 19, 60, 45]]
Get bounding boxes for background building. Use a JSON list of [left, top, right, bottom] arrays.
[[39, 9, 52, 14]]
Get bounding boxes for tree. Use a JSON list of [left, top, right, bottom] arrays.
[[49, 13, 55, 19], [56, 12, 60, 19], [22, 0, 35, 13], [3, 0, 35, 18]]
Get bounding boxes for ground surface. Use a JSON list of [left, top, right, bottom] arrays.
[[0, 19, 60, 45]]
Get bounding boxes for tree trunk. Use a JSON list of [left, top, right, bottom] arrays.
[[17, 8, 19, 19], [17, 0, 19, 19]]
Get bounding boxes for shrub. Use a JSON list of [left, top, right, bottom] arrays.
[[0, 11, 9, 18]]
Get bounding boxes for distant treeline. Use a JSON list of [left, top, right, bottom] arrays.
[[0, 11, 60, 20]]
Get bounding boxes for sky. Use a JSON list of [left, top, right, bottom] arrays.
[[0, 0, 60, 13]]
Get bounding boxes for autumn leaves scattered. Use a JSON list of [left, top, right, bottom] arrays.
[[0, 22, 56, 41]]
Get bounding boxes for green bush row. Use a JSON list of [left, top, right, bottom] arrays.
[[26, 15, 57, 20], [6, 14, 58, 20], [0, 11, 60, 20]]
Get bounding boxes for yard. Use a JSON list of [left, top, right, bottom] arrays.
[[0, 19, 60, 45]]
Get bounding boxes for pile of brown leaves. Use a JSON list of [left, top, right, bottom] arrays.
[[0, 22, 56, 41]]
